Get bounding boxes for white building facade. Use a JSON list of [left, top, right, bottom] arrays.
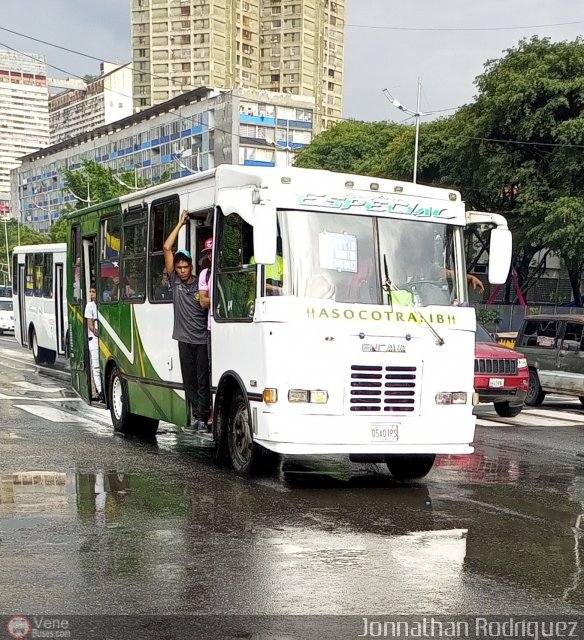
[[49, 63, 134, 145], [0, 50, 50, 215], [11, 87, 314, 232]]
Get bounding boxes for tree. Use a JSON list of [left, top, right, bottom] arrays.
[[436, 37, 584, 304], [294, 120, 404, 175], [0, 220, 49, 285]]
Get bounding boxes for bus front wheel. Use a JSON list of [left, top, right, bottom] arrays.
[[227, 388, 279, 477], [108, 366, 159, 438], [385, 454, 436, 481]]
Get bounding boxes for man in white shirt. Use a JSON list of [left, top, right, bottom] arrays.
[[84, 286, 104, 402]]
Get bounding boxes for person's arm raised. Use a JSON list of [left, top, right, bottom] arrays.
[[163, 210, 189, 276]]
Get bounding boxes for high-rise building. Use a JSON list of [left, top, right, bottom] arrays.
[[0, 50, 49, 213], [131, 0, 344, 130], [49, 63, 134, 145]]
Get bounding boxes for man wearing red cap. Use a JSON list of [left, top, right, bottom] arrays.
[[163, 210, 210, 432]]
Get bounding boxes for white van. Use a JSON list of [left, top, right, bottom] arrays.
[[0, 296, 15, 334]]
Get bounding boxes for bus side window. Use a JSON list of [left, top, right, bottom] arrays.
[[215, 213, 256, 321], [149, 197, 179, 303], [33, 254, 43, 297], [25, 254, 34, 297], [43, 253, 53, 298], [100, 215, 121, 303], [122, 206, 147, 302]]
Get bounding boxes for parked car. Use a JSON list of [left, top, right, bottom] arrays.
[[0, 296, 14, 334], [475, 322, 529, 417], [516, 314, 584, 406]]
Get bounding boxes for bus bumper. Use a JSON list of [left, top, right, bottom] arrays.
[[254, 410, 475, 456]]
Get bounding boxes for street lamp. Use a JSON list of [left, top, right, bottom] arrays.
[[383, 78, 427, 184], [2, 217, 9, 284]]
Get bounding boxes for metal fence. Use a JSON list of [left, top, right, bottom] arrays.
[[474, 303, 584, 333]]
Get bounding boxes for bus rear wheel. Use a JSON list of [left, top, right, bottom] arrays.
[[108, 366, 159, 438], [385, 454, 436, 481], [227, 388, 279, 477], [29, 327, 56, 365]]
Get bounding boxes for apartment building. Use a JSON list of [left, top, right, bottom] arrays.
[[0, 50, 50, 213], [49, 63, 134, 145], [11, 87, 314, 232], [131, 0, 344, 130]]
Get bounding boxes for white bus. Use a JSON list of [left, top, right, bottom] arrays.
[[12, 243, 68, 365], [67, 165, 512, 478]]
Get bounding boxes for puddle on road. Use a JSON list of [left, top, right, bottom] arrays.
[[0, 458, 583, 613]]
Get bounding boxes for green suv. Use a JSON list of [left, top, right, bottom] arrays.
[[516, 314, 584, 406]]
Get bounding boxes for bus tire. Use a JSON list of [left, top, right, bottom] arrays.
[[43, 350, 57, 365], [30, 327, 41, 364], [108, 366, 134, 433], [385, 454, 436, 481], [227, 387, 279, 477]]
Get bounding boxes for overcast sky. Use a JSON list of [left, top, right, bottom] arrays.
[[0, 0, 583, 124]]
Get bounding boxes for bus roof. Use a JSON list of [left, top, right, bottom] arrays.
[[12, 243, 67, 254], [65, 164, 464, 220]]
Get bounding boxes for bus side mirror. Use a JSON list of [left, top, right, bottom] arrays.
[[253, 202, 277, 265], [488, 227, 512, 284]]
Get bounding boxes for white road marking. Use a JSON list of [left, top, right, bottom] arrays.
[[14, 404, 92, 424], [526, 407, 584, 422], [0, 392, 82, 402], [476, 418, 507, 427], [0, 349, 69, 377], [11, 382, 65, 393]]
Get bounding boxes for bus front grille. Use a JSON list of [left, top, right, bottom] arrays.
[[349, 365, 417, 413]]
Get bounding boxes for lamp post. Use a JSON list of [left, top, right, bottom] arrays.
[[383, 78, 427, 184], [3, 217, 10, 285]]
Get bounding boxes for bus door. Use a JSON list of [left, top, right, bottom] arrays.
[[17, 262, 26, 346], [55, 262, 66, 355], [69, 229, 96, 402]]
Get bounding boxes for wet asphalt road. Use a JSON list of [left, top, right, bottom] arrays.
[[0, 335, 584, 619]]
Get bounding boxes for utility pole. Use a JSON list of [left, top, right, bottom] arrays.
[[383, 78, 428, 184]]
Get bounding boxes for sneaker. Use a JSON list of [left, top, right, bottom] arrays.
[[194, 420, 208, 432]]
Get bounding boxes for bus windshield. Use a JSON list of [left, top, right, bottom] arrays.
[[279, 210, 463, 307]]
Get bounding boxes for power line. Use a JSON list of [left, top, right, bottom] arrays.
[[346, 19, 584, 33], [465, 135, 584, 149]]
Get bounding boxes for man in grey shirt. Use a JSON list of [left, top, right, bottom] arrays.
[[164, 210, 210, 432]]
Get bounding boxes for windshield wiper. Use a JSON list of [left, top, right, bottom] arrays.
[[416, 308, 445, 346], [382, 254, 393, 311]]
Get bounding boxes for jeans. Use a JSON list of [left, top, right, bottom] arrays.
[[178, 341, 210, 422]]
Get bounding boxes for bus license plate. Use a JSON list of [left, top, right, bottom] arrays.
[[489, 378, 504, 388], [370, 424, 398, 442]]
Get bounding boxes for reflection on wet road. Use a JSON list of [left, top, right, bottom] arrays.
[[0, 337, 583, 615]]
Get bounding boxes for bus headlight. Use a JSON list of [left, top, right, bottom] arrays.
[[288, 389, 329, 404], [309, 390, 329, 404], [288, 389, 309, 403], [435, 392, 467, 405]]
